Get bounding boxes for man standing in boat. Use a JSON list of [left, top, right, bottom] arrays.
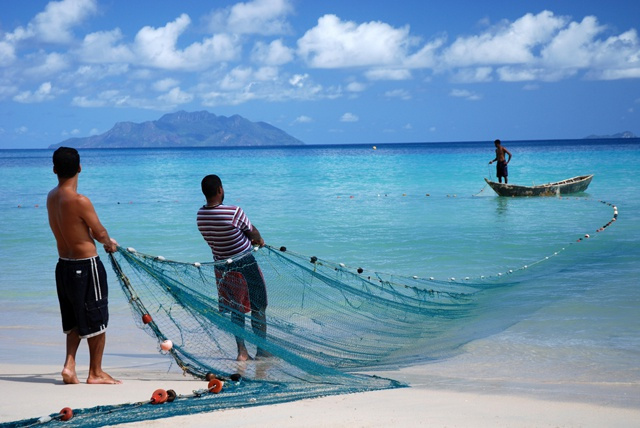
[[489, 139, 512, 183]]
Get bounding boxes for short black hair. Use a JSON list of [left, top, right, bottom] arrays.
[[53, 147, 80, 178], [201, 174, 222, 198]]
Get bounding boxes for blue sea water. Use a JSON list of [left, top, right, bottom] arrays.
[[1, 139, 639, 407]]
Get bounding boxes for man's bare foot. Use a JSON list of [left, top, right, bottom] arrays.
[[87, 372, 122, 384], [61, 367, 79, 384], [236, 350, 253, 361]]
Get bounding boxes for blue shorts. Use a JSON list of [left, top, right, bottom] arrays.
[[55, 256, 109, 339], [496, 160, 508, 178]]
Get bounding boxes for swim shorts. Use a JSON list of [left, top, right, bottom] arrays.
[[497, 160, 508, 178], [215, 253, 267, 314], [55, 256, 109, 339]]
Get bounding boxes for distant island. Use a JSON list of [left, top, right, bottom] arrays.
[[49, 111, 304, 149], [584, 131, 637, 139]]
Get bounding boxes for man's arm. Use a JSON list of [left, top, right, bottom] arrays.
[[244, 226, 265, 247], [504, 148, 512, 163], [79, 195, 118, 253]]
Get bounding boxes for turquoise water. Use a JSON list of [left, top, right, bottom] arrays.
[[1, 139, 639, 407]]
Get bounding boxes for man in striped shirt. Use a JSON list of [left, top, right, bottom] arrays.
[[197, 174, 269, 361]]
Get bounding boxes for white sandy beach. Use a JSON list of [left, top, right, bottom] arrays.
[[1, 360, 639, 428]]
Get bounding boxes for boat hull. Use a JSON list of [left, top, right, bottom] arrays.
[[485, 175, 593, 197]]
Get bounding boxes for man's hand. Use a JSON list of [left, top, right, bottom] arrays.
[[104, 238, 118, 253]]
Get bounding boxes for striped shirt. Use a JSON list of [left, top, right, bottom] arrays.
[[197, 204, 254, 260]]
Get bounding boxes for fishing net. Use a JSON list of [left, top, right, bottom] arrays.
[[108, 244, 490, 383], [5, 199, 619, 427]]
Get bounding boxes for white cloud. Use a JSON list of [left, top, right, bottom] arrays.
[[384, 89, 412, 100], [293, 115, 313, 124], [158, 87, 194, 105], [153, 78, 180, 92], [449, 88, 482, 101], [365, 68, 412, 81], [340, 112, 359, 122], [15, 126, 28, 134], [220, 66, 254, 90], [208, 0, 293, 35], [0, 40, 17, 65], [72, 95, 105, 107], [25, 52, 69, 77], [13, 82, 55, 103], [346, 81, 366, 92], [133, 14, 240, 71], [289, 73, 308, 87], [14, 0, 98, 44], [298, 14, 414, 68], [251, 39, 294, 65], [443, 11, 566, 67], [77, 29, 134, 63], [450, 67, 493, 83]]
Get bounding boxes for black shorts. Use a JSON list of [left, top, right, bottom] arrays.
[[55, 256, 109, 339], [497, 160, 508, 177]]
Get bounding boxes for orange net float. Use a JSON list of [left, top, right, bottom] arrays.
[[59, 407, 74, 421], [150, 388, 168, 404], [207, 378, 224, 394], [142, 314, 152, 324]]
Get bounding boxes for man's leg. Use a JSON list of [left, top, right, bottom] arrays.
[[231, 311, 250, 361], [86, 332, 121, 384], [253, 310, 272, 358], [62, 329, 81, 384]]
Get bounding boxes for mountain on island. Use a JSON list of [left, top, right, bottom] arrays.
[[49, 111, 304, 149], [584, 131, 637, 139]]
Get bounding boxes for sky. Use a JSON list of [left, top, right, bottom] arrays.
[[1, 0, 639, 149]]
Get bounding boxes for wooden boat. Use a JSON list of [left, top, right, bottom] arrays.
[[484, 175, 593, 197]]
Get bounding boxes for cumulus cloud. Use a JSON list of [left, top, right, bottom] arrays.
[[10, 0, 98, 44], [153, 78, 181, 92], [443, 11, 566, 67], [449, 88, 482, 101], [133, 14, 240, 71], [0, 40, 16, 65], [25, 52, 69, 77], [346, 81, 366, 92], [158, 87, 194, 105], [77, 29, 134, 63], [13, 82, 56, 103], [251, 39, 294, 65], [384, 89, 412, 100], [450, 67, 493, 83], [365, 68, 412, 81], [208, 0, 293, 35], [298, 14, 415, 68], [293, 115, 313, 124], [340, 112, 359, 122]]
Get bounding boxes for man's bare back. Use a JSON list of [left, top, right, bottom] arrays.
[[48, 186, 107, 259]]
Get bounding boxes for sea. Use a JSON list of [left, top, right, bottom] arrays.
[[1, 139, 639, 408]]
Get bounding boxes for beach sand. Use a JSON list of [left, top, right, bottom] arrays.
[[1, 360, 639, 428]]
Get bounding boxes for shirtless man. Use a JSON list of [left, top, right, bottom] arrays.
[[489, 139, 512, 183], [47, 147, 121, 385]]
